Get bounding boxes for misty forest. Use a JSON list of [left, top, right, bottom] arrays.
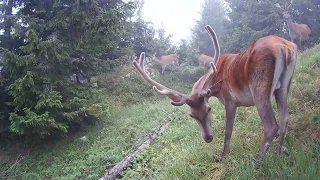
[[0, 0, 319, 179]]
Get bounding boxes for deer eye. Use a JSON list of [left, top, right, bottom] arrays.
[[189, 114, 195, 118], [208, 107, 212, 112]]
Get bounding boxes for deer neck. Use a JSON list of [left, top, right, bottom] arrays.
[[286, 16, 296, 35]]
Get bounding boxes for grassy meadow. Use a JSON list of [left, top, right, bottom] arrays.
[[121, 44, 320, 179], [1, 45, 319, 179], [122, 45, 320, 180]]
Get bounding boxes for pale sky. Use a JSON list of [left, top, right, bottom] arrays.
[[5, 1, 204, 45], [142, 0, 204, 45]]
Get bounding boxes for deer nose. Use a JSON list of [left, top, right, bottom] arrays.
[[204, 135, 213, 143]]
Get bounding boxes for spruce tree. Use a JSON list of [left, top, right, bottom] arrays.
[[191, 0, 228, 56], [0, 0, 135, 137]]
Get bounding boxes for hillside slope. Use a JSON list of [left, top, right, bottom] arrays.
[[1, 45, 319, 180]]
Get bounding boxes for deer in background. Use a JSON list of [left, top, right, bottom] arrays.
[[271, 0, 311, 50], [132, 25, 297, 161], [151, 52, 179, 76], [198, 54, 214, 67]]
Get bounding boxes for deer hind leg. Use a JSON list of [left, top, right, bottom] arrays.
[[255, 98, 279, 160], [274, 88, 289, 154], [170, 64, 174, 75], [251, 70, 279, 160], [203, 63, 207, 73], [301, 40, 307, 51], [161, 65, 167, 76], [299, 38, 302, 51], [274, 69, 294, 154]]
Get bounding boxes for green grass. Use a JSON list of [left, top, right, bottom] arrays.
[[1, 45, 319, 179], [0, 100, 184, 179]]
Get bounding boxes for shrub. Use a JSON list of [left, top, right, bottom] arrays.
[[154, 63, 206, 93], [97, 65, 156, 105]]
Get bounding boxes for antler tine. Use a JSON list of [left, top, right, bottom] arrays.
[[132, 52, 164, 90], [203, 62, 217, 89], [266, 0, 273, 6], [210, 62, 217, 73], [138, 52, 145, 67], [287, 0, 293, 10], [132, 52, 189, 106], [152, 87, 189, 106]]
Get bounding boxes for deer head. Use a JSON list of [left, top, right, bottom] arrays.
[[283, 0, 293, 20], [268, 0, 294, 20], [132, 25, 221, 143]]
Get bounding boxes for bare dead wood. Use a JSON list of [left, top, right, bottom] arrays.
[[99, 117, 174, 180]]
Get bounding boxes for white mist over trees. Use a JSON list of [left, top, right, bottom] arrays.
[[191, 0, 320, 54]]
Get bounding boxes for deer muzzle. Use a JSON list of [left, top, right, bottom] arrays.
[[198, 116, 213, 143], [204, 135, 213, 143]]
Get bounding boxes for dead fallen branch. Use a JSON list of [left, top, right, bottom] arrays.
[[99, 117, 174, 180]]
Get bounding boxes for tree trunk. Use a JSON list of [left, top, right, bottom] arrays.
[[4, 0, 13, 50]]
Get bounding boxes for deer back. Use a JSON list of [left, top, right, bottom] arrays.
[[158, 54, 179, 65], [294, 23, 311, 40], [209, 35, 297, 102], [198, 54, 214, 65]]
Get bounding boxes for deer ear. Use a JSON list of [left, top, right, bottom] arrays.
[[207, 81, 223, 96]]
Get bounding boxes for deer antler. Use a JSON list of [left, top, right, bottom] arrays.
[[266, 0, 284, 10], [203, 25, 220, 86], [204, 25, 220, 69], [132, 52, 190, 106]]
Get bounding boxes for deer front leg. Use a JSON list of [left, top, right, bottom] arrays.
[[221, 103, 237, 158], [298, 37, 302, 51]]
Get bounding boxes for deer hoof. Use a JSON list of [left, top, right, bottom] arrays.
[[220, 153, 229, 161], [277, 146, 290, 156], [253, 158, 263, 170]]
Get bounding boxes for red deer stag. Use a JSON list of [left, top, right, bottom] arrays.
[[132, 25, 297, 161], [151, 53, 179, 76], [271, 0, 311, 50], [198, 54, 214, 67]]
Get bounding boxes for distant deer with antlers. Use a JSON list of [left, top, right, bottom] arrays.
[[198, 54, 214, 67], [151, 52, 179, 76], [132, 25, 297, 161], [271, 0, 311, 50]]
